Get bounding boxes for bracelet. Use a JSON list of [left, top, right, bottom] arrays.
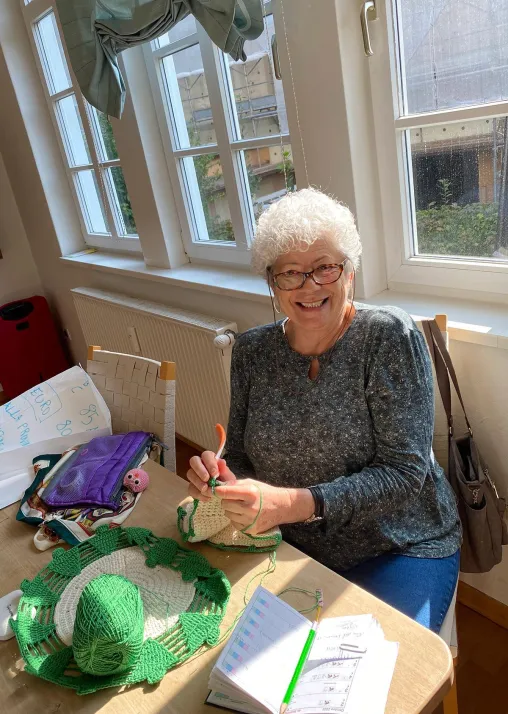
[[308, 485, 326, 520]]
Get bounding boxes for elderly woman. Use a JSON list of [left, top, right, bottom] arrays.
[[187, 188, 461, 632]]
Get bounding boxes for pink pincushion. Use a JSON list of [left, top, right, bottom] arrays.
[[123, 468, 149, 493]]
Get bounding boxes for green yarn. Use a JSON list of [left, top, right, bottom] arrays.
[[240, 481, 263, 535], [72, 574, 144, 676]]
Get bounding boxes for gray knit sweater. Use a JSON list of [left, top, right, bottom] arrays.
[[224, 303, 461, 572]]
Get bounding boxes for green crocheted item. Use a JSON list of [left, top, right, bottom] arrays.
[[11, 525, 230, 695], [177, 486, 282, 553]]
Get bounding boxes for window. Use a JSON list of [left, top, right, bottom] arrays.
[[25, 3, 138, 251], [145, 2, 295, 264], [372, 0, 508, 293]]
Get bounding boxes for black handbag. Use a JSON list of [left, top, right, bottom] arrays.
[[422, 319, 508, 573]]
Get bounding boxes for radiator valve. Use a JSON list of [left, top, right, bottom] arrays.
[[213, 330, 236, 350]]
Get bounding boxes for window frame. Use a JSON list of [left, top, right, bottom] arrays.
[[143, 1, 292, 266], [368, 0, 508, 298], [21, 0, 142, 253]]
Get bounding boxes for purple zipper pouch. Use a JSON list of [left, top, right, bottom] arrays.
[[42, 432, 151, 509]]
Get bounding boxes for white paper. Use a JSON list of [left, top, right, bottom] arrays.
[[0, 366, 111, 507], [287, 640, 398, 714], [307, 615, 384, 664]]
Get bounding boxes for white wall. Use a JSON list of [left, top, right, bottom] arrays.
[[0, 151, 42, 304]]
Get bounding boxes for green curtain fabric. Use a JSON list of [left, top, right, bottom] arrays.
[[55, 0, 264, 118]]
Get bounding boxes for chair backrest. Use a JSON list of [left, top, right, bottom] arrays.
[[424, 314, 450, 472], [86, 345, 176, 472]]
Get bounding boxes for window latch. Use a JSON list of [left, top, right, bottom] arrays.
[[360, 0, 377, 57]]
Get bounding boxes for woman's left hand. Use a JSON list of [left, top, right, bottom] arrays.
[[214, 479, 315, 535]]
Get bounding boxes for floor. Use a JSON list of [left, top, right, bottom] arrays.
[[175, 438, 508, 714], [454, 603, 508, 714]]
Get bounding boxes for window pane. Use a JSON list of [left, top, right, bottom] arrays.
[[410, 117, 508, 260], [88, 106, 119, 161], [181, 154, 234, 242], [227, 14, 288, 139], [54, 95, 91, 167], [106, 167, 137, 236], [156, 15, 197, 48], [73, 170, 109, 234], [397, 0, 508, 114], [34, 12, 71, 95], [161, 44, 215, 148], [244, 143, 295, 221]]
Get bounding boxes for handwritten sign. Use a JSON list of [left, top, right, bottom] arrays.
[[0, 366, 112, 455], [23, 383, 62, 423]]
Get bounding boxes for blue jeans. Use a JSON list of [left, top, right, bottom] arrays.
[[339, 550, 460, 633]]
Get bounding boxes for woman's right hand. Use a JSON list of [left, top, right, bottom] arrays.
[[187, 452, 237, 501]]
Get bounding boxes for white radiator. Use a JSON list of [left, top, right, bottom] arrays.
[[72, 288, 237, 451]]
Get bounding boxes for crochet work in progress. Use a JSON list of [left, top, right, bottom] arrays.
[[177, 479, 281, 552], [11, 525, 230, 695]]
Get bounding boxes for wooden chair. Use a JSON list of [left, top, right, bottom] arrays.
[[433, 315, 459, 714], [86, 346, 176, 472]]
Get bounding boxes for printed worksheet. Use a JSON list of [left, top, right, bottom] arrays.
[[288, 640, 399, 714]]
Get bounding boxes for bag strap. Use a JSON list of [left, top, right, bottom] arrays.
[[427, 320, 473, 432], [421, 319, 473, 436], [421, 321, 452, 424]]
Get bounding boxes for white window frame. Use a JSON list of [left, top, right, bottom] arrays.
[[143, 1, 292, 266], [21, 0, 141, 253], [369, 0, 508, 299]]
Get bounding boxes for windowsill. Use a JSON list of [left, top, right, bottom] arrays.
[[61, 252, 508, 349], [61, 252, 270, 302]]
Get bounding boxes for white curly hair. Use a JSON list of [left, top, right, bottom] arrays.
[[251, 187, 362, 276]]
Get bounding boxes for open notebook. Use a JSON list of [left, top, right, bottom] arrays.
[[207, 586, 398, 714]]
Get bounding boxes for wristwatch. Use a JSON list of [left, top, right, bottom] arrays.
[[303, 486, 325, 524]]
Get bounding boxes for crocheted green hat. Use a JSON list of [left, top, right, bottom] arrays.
[[11, 525, 230, 695], [177, 483, 281, 553]]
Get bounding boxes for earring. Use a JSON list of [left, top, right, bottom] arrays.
[[273, 297, 281, 314]]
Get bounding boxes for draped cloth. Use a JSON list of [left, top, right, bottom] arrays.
[[55, 0, 264, 117]]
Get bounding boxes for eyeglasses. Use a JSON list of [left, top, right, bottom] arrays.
[[272, 258, 348, 291]]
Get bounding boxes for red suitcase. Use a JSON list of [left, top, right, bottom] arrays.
[[0, 296, 69, 400]]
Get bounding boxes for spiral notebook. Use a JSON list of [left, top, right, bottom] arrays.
[[207, 586, 398, 714]]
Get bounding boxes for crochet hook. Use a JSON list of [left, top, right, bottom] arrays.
[[215, 423, 226, 460]]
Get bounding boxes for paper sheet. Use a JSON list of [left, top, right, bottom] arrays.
[[307, 615, 384, 663], [288, 640, 398, 714]]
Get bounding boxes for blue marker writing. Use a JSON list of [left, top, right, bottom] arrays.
[[4, 402, 22, 422], [17, 422, 30, 447]]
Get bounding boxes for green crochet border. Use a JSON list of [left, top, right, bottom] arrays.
[[176, 501, 282, 553], [11, 525, 230, 695]]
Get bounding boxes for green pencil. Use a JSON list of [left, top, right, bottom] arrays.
[[279, 589, 324, 714]]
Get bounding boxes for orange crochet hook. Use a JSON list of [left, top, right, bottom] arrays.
[[215, 423, 226, 460]]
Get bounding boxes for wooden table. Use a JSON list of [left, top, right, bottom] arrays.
[[0, 460, 452, 714]]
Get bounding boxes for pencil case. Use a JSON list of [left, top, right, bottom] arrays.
[[42, 431, 153, 509]]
